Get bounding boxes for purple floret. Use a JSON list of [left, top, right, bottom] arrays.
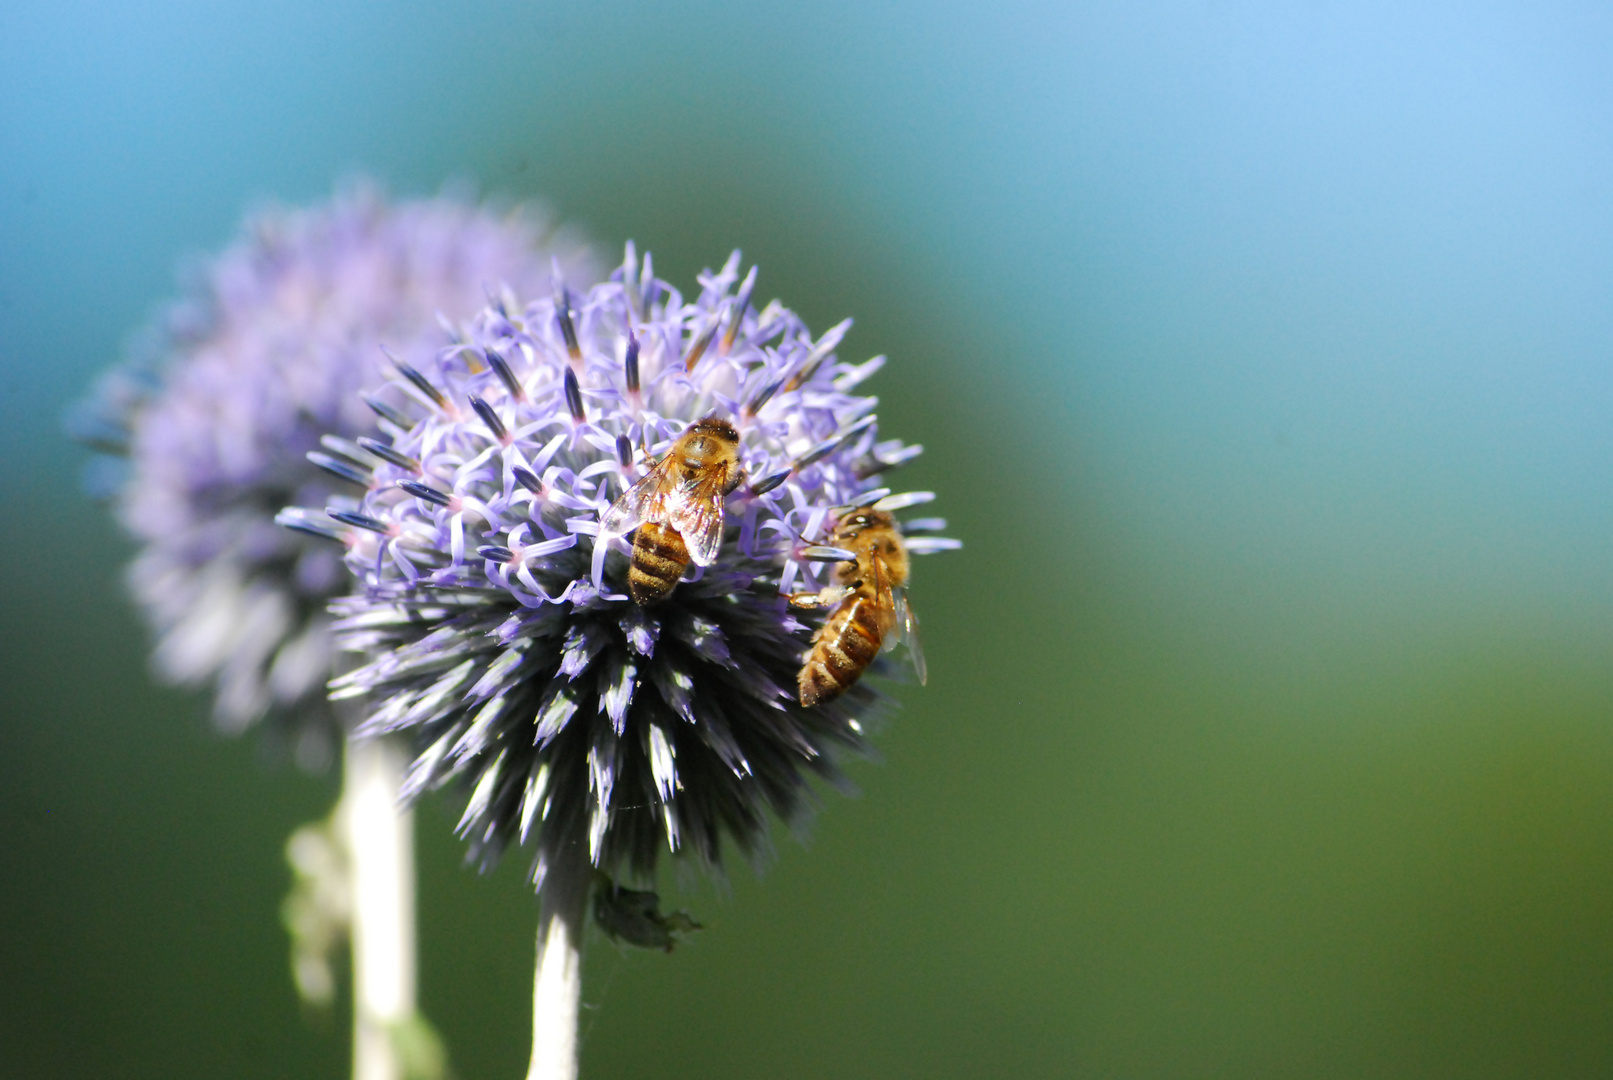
[[74, 182, 595, 769]]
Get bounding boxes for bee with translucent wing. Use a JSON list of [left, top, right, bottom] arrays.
[[785, 500, 926, 706], [601, 416, 746, 605]]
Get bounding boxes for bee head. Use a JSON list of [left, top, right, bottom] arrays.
[[688, 416, 739, 443], [837, 508, 895, 537]]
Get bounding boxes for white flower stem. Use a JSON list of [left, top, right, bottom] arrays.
[[528, 848, 590, 1080], [343, 736, 417, 1080]]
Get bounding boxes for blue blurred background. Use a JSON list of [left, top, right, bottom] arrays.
[[4, 1, 1613, 1076]]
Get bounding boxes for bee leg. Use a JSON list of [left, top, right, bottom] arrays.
[[784, 585, 849, 609], [784, 589, 839, 609]]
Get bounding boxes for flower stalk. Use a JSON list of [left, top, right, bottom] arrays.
[[344, 736, 419, 1080], [528, 843, 591, 1080], [73, 184, 594, 1079]]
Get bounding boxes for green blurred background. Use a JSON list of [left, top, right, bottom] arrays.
[[4, 1, 1613, 1077]]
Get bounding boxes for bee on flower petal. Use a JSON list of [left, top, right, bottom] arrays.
[[601, 417, 745, 605], [786, 507, 925, 706]]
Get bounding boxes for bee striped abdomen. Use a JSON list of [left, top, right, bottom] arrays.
[[629, 521, 689, 605], [799, 595, 886, 706]]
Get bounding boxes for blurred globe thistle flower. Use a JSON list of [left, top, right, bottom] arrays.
[[72, 182, 596, 1080], [286, 246, 957, 1078], [71, 182, 593, 768]]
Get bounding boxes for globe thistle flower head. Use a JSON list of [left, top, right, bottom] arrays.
[[74, 183, 593, 767], [306, 246, 958, 890]]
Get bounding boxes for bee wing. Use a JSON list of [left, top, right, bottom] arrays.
[[873, 558, 899, 653], [893, 587, 927, 686], [600, 466, 668, 536], [666, 487, 727, 567], [883, 580, 909, 654]]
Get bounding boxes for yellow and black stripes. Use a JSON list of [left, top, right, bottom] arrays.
[[799, 594, 888, 706], [627, 521, 690, 605]]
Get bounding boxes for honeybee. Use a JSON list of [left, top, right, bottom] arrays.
[[786, 507, 925, 706], [601, 417, 745, 605]]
